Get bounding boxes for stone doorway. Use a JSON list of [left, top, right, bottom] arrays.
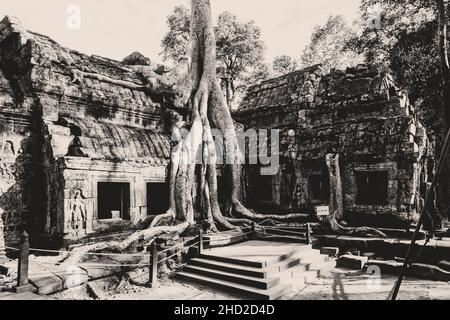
[[147, 183, 170, 215]]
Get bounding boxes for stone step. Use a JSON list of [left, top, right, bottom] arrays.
[[176, 271, 292, 300], [265, 258, 305, 273], [264, 246, 318, 266], [199, 254, 265, 268], [279, 260, 336, 283], [183, 265, 280, 290], [261, 235, 308, 243], [189, 258, 269, 279], [261, 228, 307, 238], [292, 253, 330, 266], [205, 232, 248, 248]]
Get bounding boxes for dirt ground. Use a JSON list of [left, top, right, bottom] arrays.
[[51, 267, 450, 300]]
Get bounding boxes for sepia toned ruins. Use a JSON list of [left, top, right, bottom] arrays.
[[0, 15, 443, 252], [0, 0, 450, 302], [235, 64, 432, 228], [0, 16, 172, 248]]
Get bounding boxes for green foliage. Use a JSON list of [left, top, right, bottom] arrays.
[[300, 15, 364, 72], [272, 55, 299, 76]]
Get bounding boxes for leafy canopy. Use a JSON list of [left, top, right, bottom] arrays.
[[300, 15, 364, 72]]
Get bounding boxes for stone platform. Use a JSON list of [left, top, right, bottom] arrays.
[[204, 241, 308, 266], [177, 240, 336, 300]]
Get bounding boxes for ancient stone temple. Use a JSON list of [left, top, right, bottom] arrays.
[[234, 64, 431, 228], [0, 15, 437, 251], [0, 16, 171, 248]]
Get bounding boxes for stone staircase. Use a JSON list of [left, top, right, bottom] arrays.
[[258, 226, 309, 243], [176, 245, 335, 300]]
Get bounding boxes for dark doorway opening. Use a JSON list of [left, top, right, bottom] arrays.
[[97, 182, 130, 220], [147, 183, 170, 215], [253, 175, 273, 202], [356, 171, 389, 205], [309, 175, 330, 204]]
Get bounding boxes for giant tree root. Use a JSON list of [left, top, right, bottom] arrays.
[[232, 201, 310, 222], [61, 222, 190, 265], [328, 214, 388, 238]]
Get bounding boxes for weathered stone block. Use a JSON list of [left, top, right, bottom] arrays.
[[337, 255, 368, 270], [29, 272, 63, 295], [320, 247, 340, 257]]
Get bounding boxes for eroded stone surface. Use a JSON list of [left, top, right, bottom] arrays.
[[0, 16, 172, 246], [336, 255, 368, 270], [234, 64, 431, 228]]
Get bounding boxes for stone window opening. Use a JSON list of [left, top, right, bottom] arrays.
[[356, 171, 389, 206], [147, 183, 170, 215], [309, 175, 330, 204], [97, 182, 130, 220]]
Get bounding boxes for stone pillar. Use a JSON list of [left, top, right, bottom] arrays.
[[14, 231, 34, 293]]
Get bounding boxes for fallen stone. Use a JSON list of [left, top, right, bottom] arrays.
[[337, 255, 368, 270], [320, 247, 340, 257], [29, 272, 63, 295], [122, 51, 151, 66]]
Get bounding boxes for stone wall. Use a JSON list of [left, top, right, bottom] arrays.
[[234, 64, 431, 227], [0, 17, 38, 246], [0, 16, 172, 247]]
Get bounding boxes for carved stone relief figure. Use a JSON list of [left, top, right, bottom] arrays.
[[69, 188, 87, 230]]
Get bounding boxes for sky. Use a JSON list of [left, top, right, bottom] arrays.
[[0, 0, 361, 64]]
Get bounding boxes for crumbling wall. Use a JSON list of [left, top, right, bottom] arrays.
[[0, 16, 172, 246], [0, 17, 38, 246], [234, 64, 431, 228]]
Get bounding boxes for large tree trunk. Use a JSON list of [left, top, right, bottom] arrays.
[[326, 154, 344, 222], [325, 153, 387, 238], [62, 0, 310, 260]]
